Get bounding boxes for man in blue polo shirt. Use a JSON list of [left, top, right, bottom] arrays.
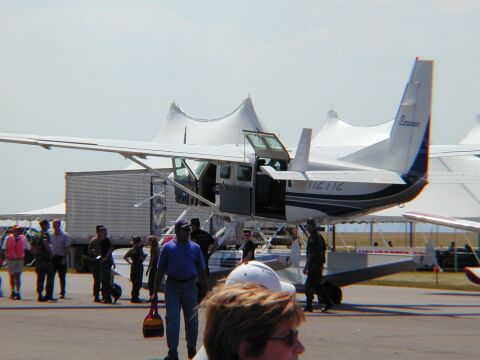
[[153, 219, 208, 360]]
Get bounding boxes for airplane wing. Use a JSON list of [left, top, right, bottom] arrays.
[[260, 166, 406, 184], [0, 132, 249, 163], [402, 211, 480, 232]]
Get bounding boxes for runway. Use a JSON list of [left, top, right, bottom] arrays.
[[0, 272, 479, 360]]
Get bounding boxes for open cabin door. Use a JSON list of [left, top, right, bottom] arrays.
[[172, 158, 217, 206], [243, 131, 290, 220]]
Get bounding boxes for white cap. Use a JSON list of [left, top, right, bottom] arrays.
[[225, 261, 296, 293], [192, 261, 296, 360]]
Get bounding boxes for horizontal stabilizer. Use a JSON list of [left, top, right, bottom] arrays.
[[260, 166, 405, 184]]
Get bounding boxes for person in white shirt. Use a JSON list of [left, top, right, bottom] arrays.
[[50, 219, 70, 299]]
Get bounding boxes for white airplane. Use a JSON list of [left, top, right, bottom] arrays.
[[0, 58, 435, 224], [403, 211, 480, 286], [0, 58, 478, 302]]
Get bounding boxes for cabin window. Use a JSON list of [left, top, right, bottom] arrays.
[[220, 164, 231, 179], [237, 165, 252, 182]]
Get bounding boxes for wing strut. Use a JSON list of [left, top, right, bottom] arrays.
[[124, 154, 217, 208]]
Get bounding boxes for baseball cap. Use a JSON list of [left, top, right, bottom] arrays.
[[190, 218, 201, 227], [225, 261, 296, 294], [175, 219, 191, 231]]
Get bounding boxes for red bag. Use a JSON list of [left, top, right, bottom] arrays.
[[143, 299, 164, 338]]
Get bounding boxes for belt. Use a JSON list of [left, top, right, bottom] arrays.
[[167, 276, 196, 283]]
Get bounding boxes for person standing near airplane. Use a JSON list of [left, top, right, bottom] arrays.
[[98, 225, 114, 304], [240, 230, 256, 264], [303, 219, 328, 312], [32, 220, 55, 302], [145, 235, 160, 301], [153, 219, 208, 360], [2, 225, 30, 300], [123, 236, 147, 303], [189, 218, 218, 276], [88, 225, 103, 303], [50, 219, 70, 299]]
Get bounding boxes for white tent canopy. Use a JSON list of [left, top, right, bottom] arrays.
[[312, 110, 393, 147], [0, 203, 65, 221], [127, 97, 267, 169], [460, 114, 480, 145]]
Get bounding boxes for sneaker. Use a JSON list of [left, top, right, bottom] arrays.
[[303, 304, 313, 312], [14, 293, 21, 300], [102, 298, 113, 304], [94, 296, 101, 303], [188, 347, 197, 359], [59, 294, 65, 299], [38, 296, 47, 302], [10, 292, 16, 299], [131, 298, 143, 303]]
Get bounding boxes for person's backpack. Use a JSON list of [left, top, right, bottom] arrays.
[[111, 283, 122, 303]]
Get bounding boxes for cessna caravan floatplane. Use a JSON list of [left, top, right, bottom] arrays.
[[0, 58, 478, 303]]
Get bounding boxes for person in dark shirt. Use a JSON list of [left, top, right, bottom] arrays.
[[145, 235, 160, 301], [88, 225, 103, 303], [303, 219, 328, 312], [32, 220, 55, 302], [124, 236, 147, 303], [189, 218, 218, 276], [98, 225, 114, 304], [241, 230, 256, 264]]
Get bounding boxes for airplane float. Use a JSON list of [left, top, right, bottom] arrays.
[[0, 58, 478, 303]]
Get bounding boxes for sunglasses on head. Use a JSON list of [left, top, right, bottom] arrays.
[[268, 329, 298, 347]]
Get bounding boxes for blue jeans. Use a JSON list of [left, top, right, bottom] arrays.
[[165, 278, 198, 356]]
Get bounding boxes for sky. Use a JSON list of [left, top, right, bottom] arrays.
[[0, 0, 479, 214]]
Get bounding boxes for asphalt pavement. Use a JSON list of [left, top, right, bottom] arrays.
[[0, 271, 479, 360]]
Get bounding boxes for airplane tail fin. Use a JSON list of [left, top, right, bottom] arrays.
[[342, 58, 433, 178]]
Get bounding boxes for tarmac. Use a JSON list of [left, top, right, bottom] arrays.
[[0, 271, 479, 360]]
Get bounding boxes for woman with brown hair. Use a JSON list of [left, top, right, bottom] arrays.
[[198, 281, 305, 360]]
